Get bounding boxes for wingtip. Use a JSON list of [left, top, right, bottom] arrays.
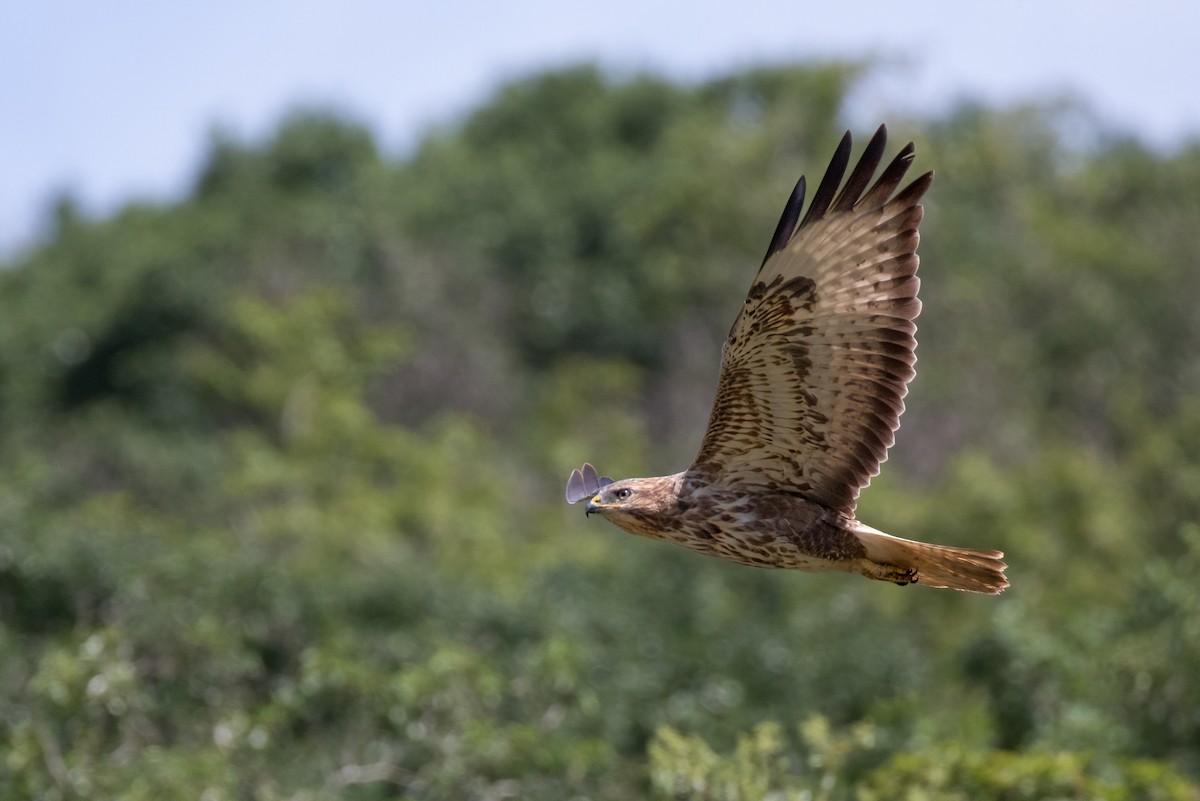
[[761, 175, 807, 264]]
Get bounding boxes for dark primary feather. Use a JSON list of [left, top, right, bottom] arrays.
[[799, 130, 852, 228], [830, 126, 887, 213], [860, 141, 918, 209], [761, 176, 806, 265]]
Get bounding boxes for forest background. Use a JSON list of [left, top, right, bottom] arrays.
[[2, 61, 1200, 799]]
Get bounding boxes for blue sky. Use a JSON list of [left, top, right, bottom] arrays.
[[2, 0, 1197, 257]]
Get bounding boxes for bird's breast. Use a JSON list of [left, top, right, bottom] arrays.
[[649, 488, 866, 568]]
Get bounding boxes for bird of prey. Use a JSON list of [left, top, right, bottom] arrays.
[[566, 126, 1007, 594]]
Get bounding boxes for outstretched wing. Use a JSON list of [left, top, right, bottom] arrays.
[[691, 125, 932, 514]]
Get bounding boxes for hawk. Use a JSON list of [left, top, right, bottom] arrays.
[[566, 125, 1007, 594]]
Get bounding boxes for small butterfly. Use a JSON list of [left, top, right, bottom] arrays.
[[565, 463, 614, 504]]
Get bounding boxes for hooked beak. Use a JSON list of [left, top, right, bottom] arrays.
[[585, 496, 602, 517]]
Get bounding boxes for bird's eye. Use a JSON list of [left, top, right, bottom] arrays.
[[615, 488, 632, 500]]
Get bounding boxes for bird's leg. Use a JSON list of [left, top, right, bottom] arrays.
[[861, 561, 919, 587]]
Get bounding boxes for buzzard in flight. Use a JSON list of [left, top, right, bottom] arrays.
[[566, 126, 1007, 594]]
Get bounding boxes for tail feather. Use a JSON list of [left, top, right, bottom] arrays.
[[852, 523, 1008, 594]]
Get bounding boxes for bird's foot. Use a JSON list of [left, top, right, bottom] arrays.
[[862, 561, 919, 587]]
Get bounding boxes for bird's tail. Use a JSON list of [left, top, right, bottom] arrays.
[[851, 523, 1008, 594]]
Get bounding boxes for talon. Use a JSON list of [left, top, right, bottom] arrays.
[[862, 561, 919, 587]]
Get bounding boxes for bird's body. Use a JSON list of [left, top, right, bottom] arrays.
[[567, 126, 1008, 594]]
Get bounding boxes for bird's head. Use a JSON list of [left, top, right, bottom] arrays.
[[565, 464, 679, 535], [583, 479, 641, 517]]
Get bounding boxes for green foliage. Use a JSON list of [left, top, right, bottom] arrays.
[[650, 722, 806, 801], [650, 718, 1200, 801], [398, 63, 860, 371], [1, 61, 1199, 798], [863, 747, 1200, 801], [650, 717, 880, 801]]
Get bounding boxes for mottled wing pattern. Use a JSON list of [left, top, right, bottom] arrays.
[[692, 125, 933, 514]]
